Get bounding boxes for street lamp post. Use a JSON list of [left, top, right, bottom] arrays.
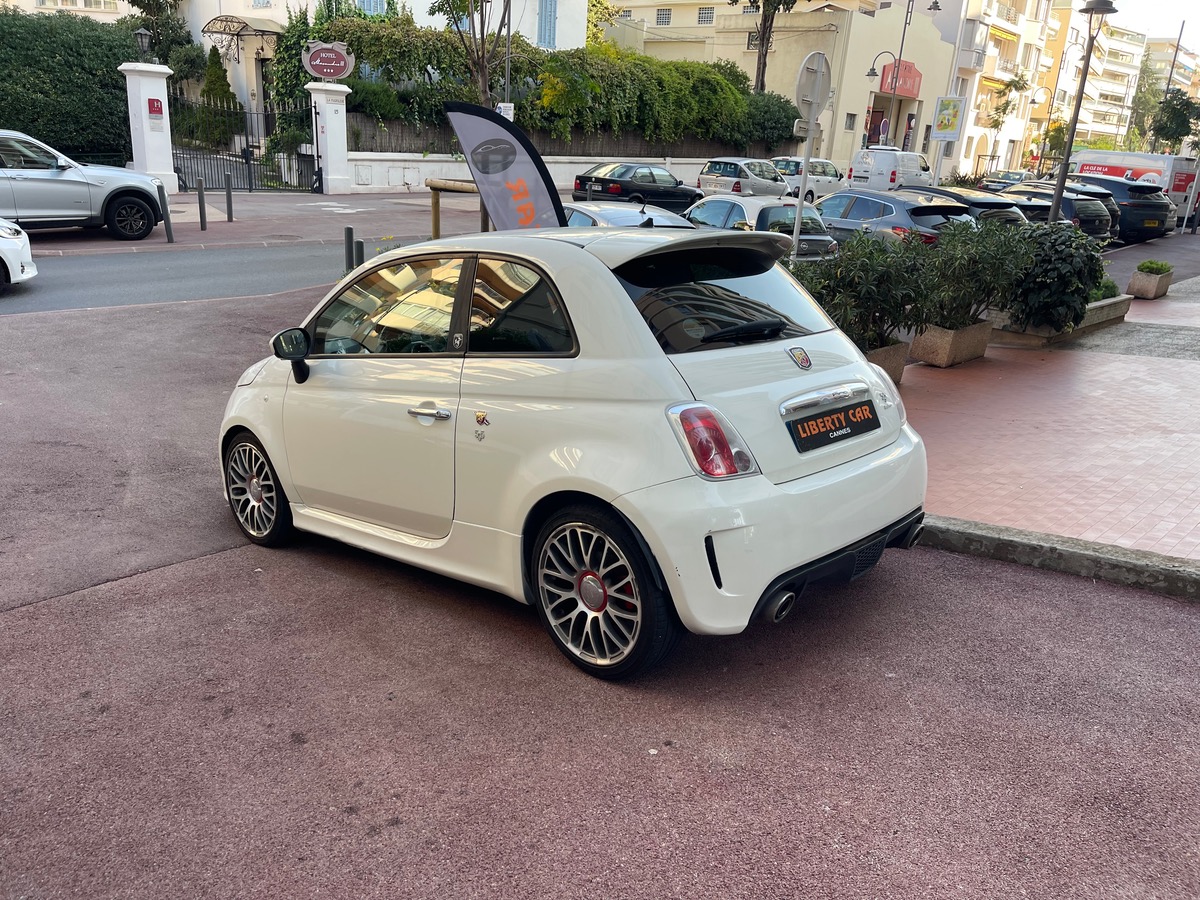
[[866, 51, 897, 143], [1049, 0, 1117, 223], [866, 0, 941, 146]]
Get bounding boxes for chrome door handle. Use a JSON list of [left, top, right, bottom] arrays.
[[408, 406, 451, 420]]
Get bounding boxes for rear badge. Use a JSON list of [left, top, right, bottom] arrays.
[[789, 347, 813, 370]]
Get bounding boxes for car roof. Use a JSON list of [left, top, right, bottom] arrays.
[[385, 227, 792, 271], [1027, 179, 1114, 198], [706, 156, 772, 164], [699, 195, 801, 211], [923, 186, 1018, 203]]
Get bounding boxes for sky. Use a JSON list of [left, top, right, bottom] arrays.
[[1106, 0, 1195, 50]]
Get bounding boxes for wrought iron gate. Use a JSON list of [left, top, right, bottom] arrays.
[[168, 92, 319, 193]]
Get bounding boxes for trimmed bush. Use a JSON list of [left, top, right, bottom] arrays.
[[1006, 224, 1104, 332], [1136, 259, 1172, 275], [0, 8, 137, 158]]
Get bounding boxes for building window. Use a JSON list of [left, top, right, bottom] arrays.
[[747, 31, 772, 50], [656, 7, 671, 24], [698, 6, 715, 24], [82, 0, 118, 8], [357, 0, 384, 12], [538, 0, 558, 47], [619, 8, 631, 16], [845, 113, 857, 130], [743, 3, 760, 12]]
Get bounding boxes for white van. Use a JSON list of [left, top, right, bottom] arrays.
[[847, 146, 933, 191]]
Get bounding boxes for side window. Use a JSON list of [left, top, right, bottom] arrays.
[[700, 162, 718, 176], [633, 166, 654, 184], [566, 209, 595, 226], [469, 258, 574, 354], [918, 155, 931, 172], [311, 258, 462, 355], [815, 193, 854, 219], [651, 167, 676, 186], [686, 199, 734, 228], [845, 199, 887, 221], [0, 137, 57, 170]]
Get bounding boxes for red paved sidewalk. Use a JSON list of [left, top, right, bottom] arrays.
[[903, 268, 1200, 562]]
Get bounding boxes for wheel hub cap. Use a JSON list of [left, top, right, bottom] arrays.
[[578, 573, 607, 612], [247, 477, 263, 503]]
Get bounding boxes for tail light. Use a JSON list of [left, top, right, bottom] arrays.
[[868, 364, 907, 425], [1072, 217, 1080, 226], [573, 178, 581, 191], [732, 180, 743, 193], [696, 179, 701, 188], [606, 183, 622, 195], [666, 404, 759, 480], [891, 225, 910, 237], [847, 167, 854, 179], [889, 170, 897, 184]]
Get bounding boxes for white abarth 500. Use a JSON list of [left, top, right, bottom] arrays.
[[220, 228, 926, 679]]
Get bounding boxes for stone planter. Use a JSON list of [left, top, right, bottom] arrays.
[[909, 320, 993, 368], [1126, 270, 1172, 300], [986, 295, 1133, 348], [865, 340, 910, 385]]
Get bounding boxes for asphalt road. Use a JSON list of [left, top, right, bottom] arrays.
[[1, 263, 1198, 898], [1, 244, 342, 315]]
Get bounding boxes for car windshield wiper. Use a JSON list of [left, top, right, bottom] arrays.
[[701, 318, 788, 344]]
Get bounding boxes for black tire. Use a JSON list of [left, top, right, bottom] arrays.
[[0, 261, 9, 296], [804, 190, 815, 203], [532, 504, 681, 680], [628, 194, 645, 206], [223, 432, 294, 547], [105, 195, 155, 241]]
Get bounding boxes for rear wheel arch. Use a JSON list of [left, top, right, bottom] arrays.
[[521, 491, 668, 603]]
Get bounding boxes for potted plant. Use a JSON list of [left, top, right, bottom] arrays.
[[909, 220, 1032, 367], [987, 223, 1105, 344], [790, 233, 930, 384], [1127, 259, 1173, 299]]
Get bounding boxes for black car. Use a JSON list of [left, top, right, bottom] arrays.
[[918, 186, 1028, 225], [1066, 174, 1174, 242], [1003, 194, 1057, 225], [571, 162, 703, 212], [1018, 179, 1121, 241], [1001, 185, 1112, 240]]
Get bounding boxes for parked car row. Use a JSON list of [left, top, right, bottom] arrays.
[[576, 151, 1183, 251]]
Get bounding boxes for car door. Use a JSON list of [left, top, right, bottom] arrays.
[[814, 192, 856, 241], [649, 166, 685, 209], [0, 135, 92, 223], [280, 256, 467, 539], [844, 198, 891, 238]]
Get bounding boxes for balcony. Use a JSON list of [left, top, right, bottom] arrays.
[[959, 48, 986, 71], [984, 55, 1021, 79], [982, 1, 1022, 34]]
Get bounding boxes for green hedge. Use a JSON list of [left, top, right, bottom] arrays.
[[0, 8, 137, 158]]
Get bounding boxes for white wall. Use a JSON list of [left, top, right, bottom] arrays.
[[348, 152, 710, 192]]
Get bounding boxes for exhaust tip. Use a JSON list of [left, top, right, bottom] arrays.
[[904, 524, 925, 549], [761, 590, 796, 624]]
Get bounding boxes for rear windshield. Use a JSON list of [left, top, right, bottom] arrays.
[[753, 206, 826, 235], [1074, 199, 1109, 217], [976, 208, 1026, 224], [774, 160, 801, 176], [1128, 184, 1168, 199], [615, 247, 834, 354], [910, 209, 975, 230]]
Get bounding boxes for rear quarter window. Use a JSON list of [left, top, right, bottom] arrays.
[[615, 247, 834, 354]]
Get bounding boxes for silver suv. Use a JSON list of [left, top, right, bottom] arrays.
[[0, 130, 163, 241]]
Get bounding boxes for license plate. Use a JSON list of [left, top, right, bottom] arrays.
[[787, 400, 881, 452], [1144, 220, 1160, 227]]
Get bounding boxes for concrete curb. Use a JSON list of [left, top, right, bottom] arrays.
[[29, 231, 443, 259], [922, 514, 1200, 602]]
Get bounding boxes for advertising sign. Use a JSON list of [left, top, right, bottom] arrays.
[[302, 41, 355, 80], [444, 102, 566, 230], [931, 96, 967, 142]]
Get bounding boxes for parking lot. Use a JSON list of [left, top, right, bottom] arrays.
[[2, 278, 1198, 898]]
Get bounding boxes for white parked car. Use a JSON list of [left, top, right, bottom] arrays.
[[697, 157, 790, 197], [771, 156, 845, 201], [0, 217, 37, 293], [220, 229, 927, 679]]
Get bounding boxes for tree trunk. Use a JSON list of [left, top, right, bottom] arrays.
[[753, 8, 775, 93]]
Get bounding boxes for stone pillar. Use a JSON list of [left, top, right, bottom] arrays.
[[306, 81, 353, 195], [118, 62, 178, 193]]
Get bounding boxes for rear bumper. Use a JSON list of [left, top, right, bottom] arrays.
[[613, 424, 928, 635]]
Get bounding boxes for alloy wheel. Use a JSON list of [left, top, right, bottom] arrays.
[[226, 441, 279, 538], [537, 522, 642, 667]]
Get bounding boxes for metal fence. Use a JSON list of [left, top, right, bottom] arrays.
[[168, 92, 318, 193]]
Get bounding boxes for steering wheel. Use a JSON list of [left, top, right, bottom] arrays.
[[408, 341, 434, 353]]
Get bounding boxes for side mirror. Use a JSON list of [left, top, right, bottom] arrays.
[[55, 157, 72, 170], [272, 327, 311, 383], [837, 172, 844, 181], [675, 178, 683, 186]]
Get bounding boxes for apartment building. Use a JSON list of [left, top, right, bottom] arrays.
[[0, 0, 135, 18], [1145, 37, 1198, 100]]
